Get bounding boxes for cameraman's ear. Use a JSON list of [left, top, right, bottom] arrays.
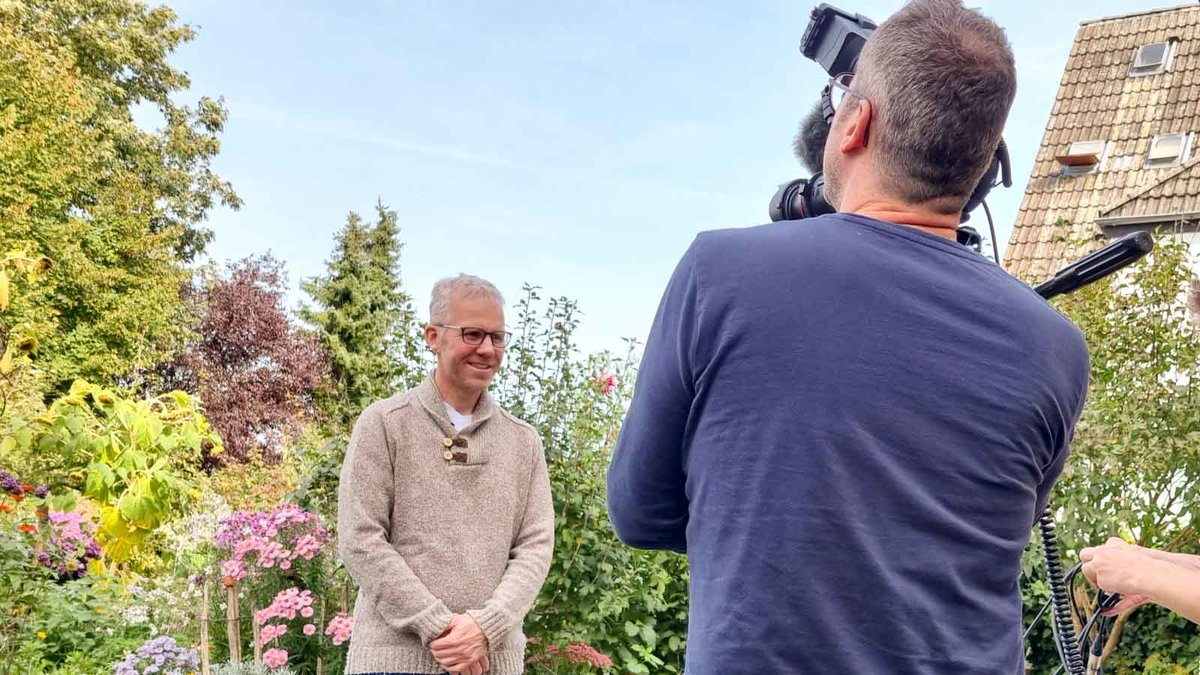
[[837, 99, 872, 153]]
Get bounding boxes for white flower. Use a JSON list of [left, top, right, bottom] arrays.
[[123, 605, 149, 625]]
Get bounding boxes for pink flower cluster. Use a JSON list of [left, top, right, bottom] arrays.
[[292, 534, 322, 560], [595, 372, 617, 395], [259, 623, 287, 646], [324, 613, 354, 646], [263, 647, 288, 669], [254, 588, 317, 667], [252, 588, 355, 661], [531, 640, 614, 668], [236, 537, 293, 569], [255, 588, 316, 626], [37, 510, 102, 580], [221, 559, 247, 584], [49, 510, 84, 539], [215, 503, 327, 548], [214, 503, 328, 584], [562, 642, 614, 667]]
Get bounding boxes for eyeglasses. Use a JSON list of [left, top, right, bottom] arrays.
[[437, 325, 513, 349], [828, 72, 865, 114]]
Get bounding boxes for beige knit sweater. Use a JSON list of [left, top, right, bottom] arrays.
[[337, 376, 555, 674]]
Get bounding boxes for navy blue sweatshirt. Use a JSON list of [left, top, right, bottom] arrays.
[[607, 214, 1089, 674]]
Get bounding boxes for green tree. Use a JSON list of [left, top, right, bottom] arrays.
[[0, 251, 52, 418], [1022, 228, 1200, 672], [366, 203, 425, 392], [496, 286, 688, 674], [0, 0, 239, 393], [300, 201, 423, 429]]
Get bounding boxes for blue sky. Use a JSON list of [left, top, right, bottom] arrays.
[[170, 0, 1175, 356]]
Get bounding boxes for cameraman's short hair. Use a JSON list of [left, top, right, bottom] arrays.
[[856, 0, 1015, 212], [429, 274, 504, 324]]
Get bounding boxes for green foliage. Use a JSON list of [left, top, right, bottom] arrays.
[[288, 433, 347, 527], [1, 380, 222, 565], [0, 251, 51, 418], [208, 456, 300, 513], [300, 201, 424, 430], [211, 663, 296, 675], [0, 0, 239, 393], [0, 523, 142, 675], [1022, 228, 1200, 672], [0, 575, 140, 675], [494, 285, 689, 674], [3, 0, 240, 262]]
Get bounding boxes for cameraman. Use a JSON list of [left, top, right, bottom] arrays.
[[606, 0, 1090, 673]]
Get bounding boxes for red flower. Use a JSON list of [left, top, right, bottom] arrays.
[[18, 523, 36, 533], [528, 640, 613, 668], [0, 504, 12, 513], [595, 372, 616, 395], [11, 494, 24, 502], [565, 641, 613, 667]]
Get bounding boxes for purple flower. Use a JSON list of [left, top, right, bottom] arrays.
[[0, 470, 22, 495], [30, 510, 102, 579], [33, 485, 48, 498], [116, 636, 199, 674]]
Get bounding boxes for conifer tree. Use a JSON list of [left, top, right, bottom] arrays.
[[300, 201, 423, 428]]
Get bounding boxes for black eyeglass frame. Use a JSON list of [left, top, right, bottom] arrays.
[[436, 324, 513, 348], [821, 71, 869, 125]]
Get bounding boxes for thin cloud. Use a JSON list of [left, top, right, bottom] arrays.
[[230, 99, 537, 172], [229, 99, 740, 203]]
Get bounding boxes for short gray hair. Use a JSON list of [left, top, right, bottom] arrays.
[[856, 0, 1016, 211], [429, 274, 504, 324]]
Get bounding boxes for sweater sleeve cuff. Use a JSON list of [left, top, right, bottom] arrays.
[[466, 604, 512, 647], [412, 601, 455, 646]]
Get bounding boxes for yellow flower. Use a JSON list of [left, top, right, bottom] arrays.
[[37, 631, 46, 640]]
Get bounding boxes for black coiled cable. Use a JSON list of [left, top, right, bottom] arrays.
[[1039, 509, 1086, 675]]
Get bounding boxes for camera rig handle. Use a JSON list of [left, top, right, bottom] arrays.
[[1030, 229, 1153, 675]]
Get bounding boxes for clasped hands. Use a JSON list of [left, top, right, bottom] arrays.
[[431, 613, 490, 674]]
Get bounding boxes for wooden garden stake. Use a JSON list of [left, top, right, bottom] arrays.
[[200, 580, 211, 675], [252, 604, 263, 664], [225, 583, 241, 663], [316, 597, 326, 675]]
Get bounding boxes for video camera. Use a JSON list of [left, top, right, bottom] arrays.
[[769, 3, 1014, 252]]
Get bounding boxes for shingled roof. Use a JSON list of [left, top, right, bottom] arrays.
[[1004, 3, 1200, 281]]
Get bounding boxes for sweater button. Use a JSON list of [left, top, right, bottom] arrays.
[[443, 437, 454, 447], [443, 450, 454, 461]]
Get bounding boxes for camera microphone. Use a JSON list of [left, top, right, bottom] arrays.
[[769, 101, 837, 222], [793, 101, 829, 175], [1034, 231, 1154, 300]]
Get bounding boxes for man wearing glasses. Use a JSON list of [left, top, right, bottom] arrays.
[[338, 274, 554, 675], [608, 0, 1090, 673]]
